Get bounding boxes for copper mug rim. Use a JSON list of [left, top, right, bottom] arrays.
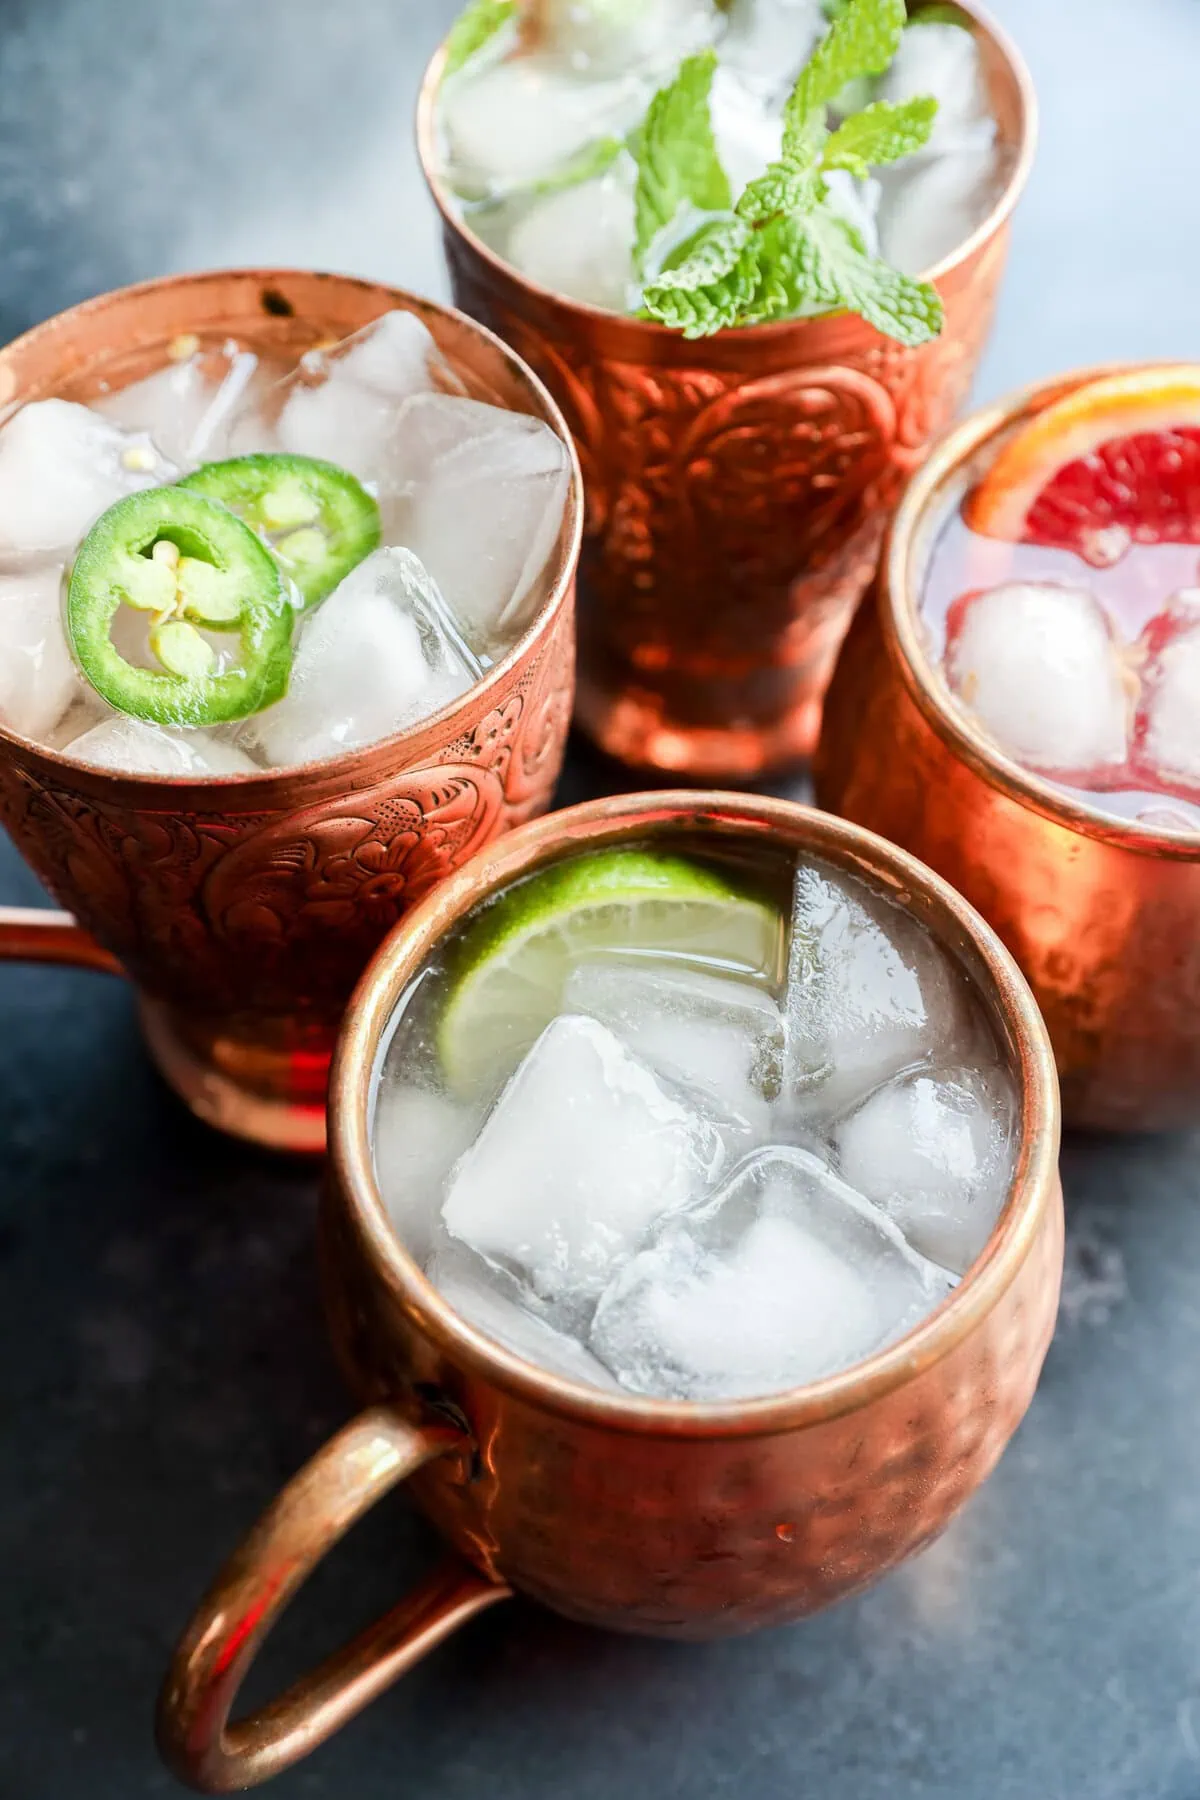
[[0, 266, 584, 805], [329, 787, 1061, 1442], [414, 0, 1039, 354], [880, 359, 1200, 864]]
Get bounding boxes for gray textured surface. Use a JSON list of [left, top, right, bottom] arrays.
[[3, 3, 1200, 1796]]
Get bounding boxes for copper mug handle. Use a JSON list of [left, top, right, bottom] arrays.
[[0, 904, 122, 974], [156, 1405, 512, 1792]]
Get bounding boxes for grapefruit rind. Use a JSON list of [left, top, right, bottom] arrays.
[[964, 366, 1200, 542]]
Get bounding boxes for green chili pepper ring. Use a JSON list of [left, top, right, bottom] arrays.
[[180, 452, 382, 608], [67, 487, 294, 728]]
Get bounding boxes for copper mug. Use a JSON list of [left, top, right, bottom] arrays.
[[0, 269, 581, 1152], [815, 365, 1200, 1130], [156, 790, 1063, 1791], [417, 4, 1036, 780]]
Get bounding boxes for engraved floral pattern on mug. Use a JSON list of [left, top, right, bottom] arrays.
[[444, 233, 1006, 687], [0, 620, 573, 1016]]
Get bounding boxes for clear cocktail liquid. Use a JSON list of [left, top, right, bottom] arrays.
[[372, 835, 1019, 1402], [920, 490, 1200, 833], [0, 314, 569, 775]]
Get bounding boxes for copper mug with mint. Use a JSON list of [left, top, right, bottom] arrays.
[[420, 0, 1035, 777]]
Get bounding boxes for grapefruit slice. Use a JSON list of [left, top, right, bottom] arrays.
[[964, 366, 1200, 565]]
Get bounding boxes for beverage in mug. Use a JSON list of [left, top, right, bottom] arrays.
[[920, 365, 1200, 834], [373, 831, 1019, 1398], [0, 311, 570, 775], [156, 796, 1060, 1793], [421, 0, 1033, 782], [436, 0, 1004, 341]]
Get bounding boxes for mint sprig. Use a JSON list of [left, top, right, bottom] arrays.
[[633, 49, 732, 269], [632, 0, 944, 343], [442, 0, 516, 79]]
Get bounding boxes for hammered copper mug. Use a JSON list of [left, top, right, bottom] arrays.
[[815, 366, 1200, 1130], [417, 3, 1036, 780], [157, 791, 1063, 1792], [0, 268, 581, 1152]]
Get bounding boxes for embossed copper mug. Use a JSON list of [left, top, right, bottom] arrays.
[[417, 4, 1036, 780], [815, 366, 1200, 1130], [0, 269, 581, 1152], [157, 791, 1063, 1791]]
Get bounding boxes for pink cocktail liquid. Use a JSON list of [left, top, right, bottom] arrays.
[[920, 504, 1200, 830]]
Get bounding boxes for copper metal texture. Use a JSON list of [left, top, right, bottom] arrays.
[[815, 364, 1200, 1130], [0, 268, 581, 1151], [157, 791, 1063, 1790], [417, 4, 1036, 780]]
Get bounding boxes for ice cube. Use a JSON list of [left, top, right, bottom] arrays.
[[822, 168, 882, 259], [1135, 600, 1200, 790], [590, 1145, 953, 1399], [440, 54, 652, 197], [944, 582, 1130, 774], [0, 564, 87, 740], [527, 0, 718, 76], [835, 1065, 1016, 1275], [232, 312, 460, 484], [784, 861, 969, 1120], [876, 18, 994, 157], [427, 1237, 621, 1390], [718, 0, 827, 103], [243, 547, 480, 769], [876, 123, 999, 274], [872, 18, 998, 271], [709, 63, 784, 198], [382, 394, 570, 653], [373, 1081, 482, 1265], [0, 399, 176, 556], [441, 1014, 725, 1322], [63, 715, 258, 776], [506, 164, 637, 311], [95, 344, 258, 466], [561, 957, 783, 1133]]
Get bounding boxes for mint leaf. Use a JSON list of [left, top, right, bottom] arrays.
[[793, 211, 944, 345], [640, 217, 759, 338], [633, 51, 733, 271], [784, 0, 906, 150], [736, 156, 823, 226], [822, 96, 937, 177], [442, 0, 515, 79], [531, 135, 625, 196]]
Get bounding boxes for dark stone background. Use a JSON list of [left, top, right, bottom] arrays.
[[3, 3, 1200, 1795]]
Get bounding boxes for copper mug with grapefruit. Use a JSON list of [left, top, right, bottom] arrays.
[[815, 363, 1200, 1129]]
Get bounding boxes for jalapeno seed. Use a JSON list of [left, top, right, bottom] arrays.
[[179, 452, 381, 608]]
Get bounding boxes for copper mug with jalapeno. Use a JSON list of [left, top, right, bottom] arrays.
[[156, 791, 1063, 1792], [0, 268, 581, 1152]]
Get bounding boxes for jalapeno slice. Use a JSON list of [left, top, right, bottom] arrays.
[[67, 487, 294, 727], [179, 453, 381, 609]]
